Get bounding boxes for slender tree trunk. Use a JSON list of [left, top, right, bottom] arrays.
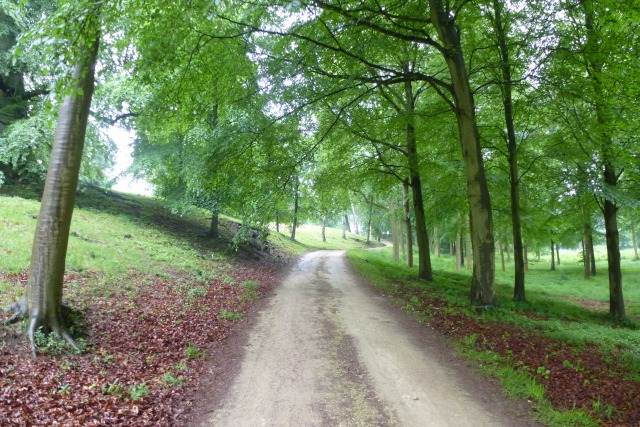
[[499, 239, 505, 272], [556, 244, 560, 265], [404, 76, 432, 280], [590, 233, 596, 276], [550, 240, 555, 271], [341, 210, 347, 239], [351, 203, 359, 235], [290, 177, 299, 241], [604, 197, 624, 316], [390, 198, 400, 261], [633, 225, 638, 260], [344, 212, 351, 233], [321, 215, 326, 242], [455, 224, 462, 273], [430, 0, 495, 304], [584, 3, 624, 317], [506, 241, 511, 263], [465, 230, 472, 270], [434, 226, 440, 257], [490, 0, 526, 302], [11, 22, 100, 355], [403, 181, 414, 267], [208, 208, 219, 239], [523, 242, 529, 272], [449, 240, 454, 256], [366, 203, 373, 243], [582, 207, 592, 279]]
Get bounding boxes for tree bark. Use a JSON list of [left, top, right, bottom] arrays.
[[556, 244, 560, 265], [208, 208, 219, 239], [498, 239, 505, 273], [20, 22, 100, 355], [523, 242, 529, 272], [290, 177, 299, 241], [550, 240, 555, 271], [582, 207, 592, 279], [489, 0, 526, 303], [430, 0, 495, 304], [465, 230, 472, 270], [583, 2, 624, 317], [633, 225, 638, 260], [341, 210, 347, 239], [403, 77, 432, 280], [344, 212, 351, 233], [390, 199, 400, 261], [365, 203, 372, 243], [455, 223, 462, 273], [403, 181, 414, 267], [589, 235, 596, 276], [433, 226, 440, 257], [321, 215, 326, 242], [351, 203, 359, 235]]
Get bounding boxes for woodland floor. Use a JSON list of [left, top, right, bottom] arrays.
[[395, 286, 640, 426]]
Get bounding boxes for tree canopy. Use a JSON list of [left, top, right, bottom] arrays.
[[3, 0, 640, 320]]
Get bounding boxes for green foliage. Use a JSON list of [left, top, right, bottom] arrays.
[[240, 280, 260, 302], [186, 286, 207, 302], [126, 382, 149, 401], [184, 343, 206, 359], [101, 378, 123, 397], [161, 371, 185, 387], [56, 384, 72, 396], [217, 309, 242, 321], [32, 328, 81, 356]]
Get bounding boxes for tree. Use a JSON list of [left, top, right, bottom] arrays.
[[4, 2, 101, 354]]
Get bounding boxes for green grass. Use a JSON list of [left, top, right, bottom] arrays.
[[267, 224, 381, 255], [0, 191, 218, 308]]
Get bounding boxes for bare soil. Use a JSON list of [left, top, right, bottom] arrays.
[[186, 250, 541, 426]]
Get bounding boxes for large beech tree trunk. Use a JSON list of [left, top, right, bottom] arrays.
[[5, 23, 100, 355], [430, 0, 495, 305]]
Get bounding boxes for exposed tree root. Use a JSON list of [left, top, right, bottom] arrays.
[[3, 296, 27, 325], [3, 297, 82, 357]]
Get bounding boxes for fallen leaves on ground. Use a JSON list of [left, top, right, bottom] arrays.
[[0, 262, 282, 426], [407, 290, 640, 426]]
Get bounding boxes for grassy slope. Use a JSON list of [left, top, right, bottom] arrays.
[[0, 184, 374, 311]]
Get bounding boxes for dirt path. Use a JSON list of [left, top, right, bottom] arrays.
[[196, 251, 538, 426]]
